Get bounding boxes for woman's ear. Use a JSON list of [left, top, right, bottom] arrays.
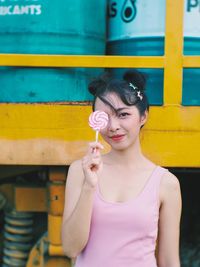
[[140, 110, 148, 127]]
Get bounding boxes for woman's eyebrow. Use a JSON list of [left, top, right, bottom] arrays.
[[116, 107, 131, 112]]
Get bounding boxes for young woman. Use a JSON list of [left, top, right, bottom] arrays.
[[61, 70, 182, 267]]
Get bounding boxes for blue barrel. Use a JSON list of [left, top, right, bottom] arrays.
[[107, 0, 200, 106], [0, 0, 106, 102], [182, 1, 200, 105]]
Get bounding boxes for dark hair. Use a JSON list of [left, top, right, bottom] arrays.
[[88, 69, 149, 116]]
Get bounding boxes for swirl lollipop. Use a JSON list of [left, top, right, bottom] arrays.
[[89, 110, 109, 142]]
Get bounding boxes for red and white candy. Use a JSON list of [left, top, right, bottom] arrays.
[[89, 110, 108, 141]]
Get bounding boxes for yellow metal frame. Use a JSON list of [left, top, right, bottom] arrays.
[[0, 2, 199, 265], [0, 0, 200, 167]]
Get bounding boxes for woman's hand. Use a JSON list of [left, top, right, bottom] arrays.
[[82, 142, 104, 188]]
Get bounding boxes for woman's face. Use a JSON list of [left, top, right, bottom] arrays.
[[94, 93, 147, 151]]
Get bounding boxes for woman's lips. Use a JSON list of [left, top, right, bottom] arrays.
[[111, 134, 125, 141]]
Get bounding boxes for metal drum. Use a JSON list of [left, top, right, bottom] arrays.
[[107, 0, 200, 105], [183, 0, 200, 105], [0, 0, 106, 102]]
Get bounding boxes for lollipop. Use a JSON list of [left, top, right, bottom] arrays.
[[89, 110, 109, 142]]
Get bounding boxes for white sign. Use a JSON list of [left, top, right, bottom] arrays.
[[0, 0, 42, 15], [108, 0, 200, 41], [184, 0, 200, 37]]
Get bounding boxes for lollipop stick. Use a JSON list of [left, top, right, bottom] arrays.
[[93, 131, 99, 154], [95, 130, 99, 143]]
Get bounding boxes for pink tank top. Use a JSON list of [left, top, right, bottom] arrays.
[[75, 166, 167, 267]]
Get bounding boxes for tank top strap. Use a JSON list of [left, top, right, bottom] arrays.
[[152, 165, 168, 181], [142, 165, 168, 206], [147, 165, 168, 188]]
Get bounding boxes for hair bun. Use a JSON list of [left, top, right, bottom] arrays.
[[123, 69, 147, 91], [88, 71, 112, 95], [88, 80, 103, 96]]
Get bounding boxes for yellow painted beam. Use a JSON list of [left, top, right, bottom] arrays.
[[14, 184, 65, 214], [48, 182, 65, 216], [0, 104, 200, 167], [164, 0, 184, 105], [0, 54, 164, 68], [48, 214, 62, 246], [141, 131, 200, 167], [44, 256, 71, 266], [0, 53, 199, 70], [183, 56, 200, 67], [148, 106, 200, 131], [0, 104, 93, 140], [0, 131, 199, 167], [26, 234, 47, 267], [1, 54, 199, 69], [48, 245, 65, 257], [1, 105, 200, 137], [0, 139, 90, 165], [15, 187, 47, 212]]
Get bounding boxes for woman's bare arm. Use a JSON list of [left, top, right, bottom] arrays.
[[61, 142, 103, 258], [157, 172, 182, 267]]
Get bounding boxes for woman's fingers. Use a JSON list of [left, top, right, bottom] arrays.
[[81, 142, 104, 187], [82, 141, 103, 176], [82, 156, 101, 169], [89, 142, 104, 153]]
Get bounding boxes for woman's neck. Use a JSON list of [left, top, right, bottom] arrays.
[[105, 138, 147, 168]]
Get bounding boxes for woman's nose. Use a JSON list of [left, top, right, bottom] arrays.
[[107, 116, 120, 131]]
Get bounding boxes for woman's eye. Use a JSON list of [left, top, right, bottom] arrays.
[[118, 112, 129, 118]]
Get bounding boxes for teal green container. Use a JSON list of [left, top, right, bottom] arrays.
[[107, 0, 200, 106], [0, 0, 106, 102], [0, 0, 106, 55]]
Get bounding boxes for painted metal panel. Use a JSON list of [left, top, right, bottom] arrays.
[[0, 0, 106, 55], [182, 68, 200, 105], [107, 0, 200, 106], [0, 0, 106, 102], [0, 104, 200, 167]]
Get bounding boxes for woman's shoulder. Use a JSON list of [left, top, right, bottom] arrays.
[[159, 168, 181, 201], [160, 168, 180, 188], [69, 159, 83, 171], [67, 159, 84, 186]]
